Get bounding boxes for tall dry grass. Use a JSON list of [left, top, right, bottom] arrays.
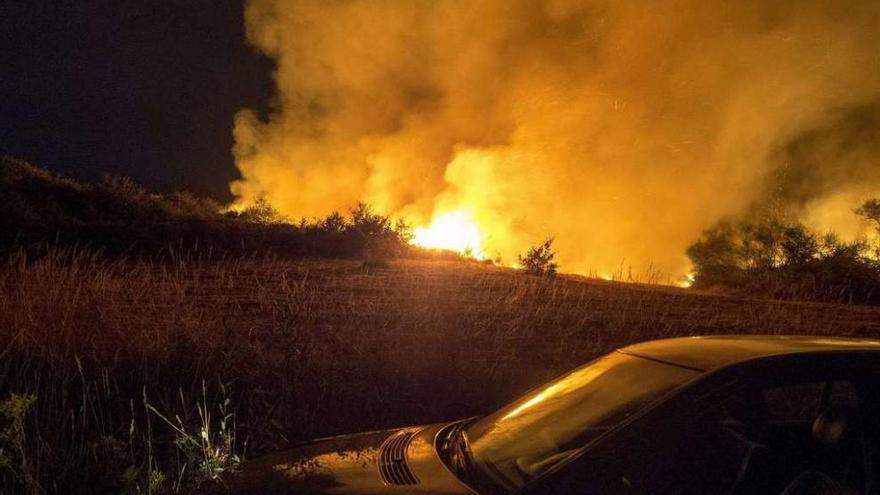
[[2, 249, 880, 493]]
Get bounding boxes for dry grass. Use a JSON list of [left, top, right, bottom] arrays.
[[2, 249, 880, 493]]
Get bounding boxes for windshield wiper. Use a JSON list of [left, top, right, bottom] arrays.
[[443, 422, 516, 495], [447, 424, 475, 475]]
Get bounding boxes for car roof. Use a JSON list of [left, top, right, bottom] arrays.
[[618, 335, 880, 372]]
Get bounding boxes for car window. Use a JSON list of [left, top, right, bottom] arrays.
[[763, 382, 824, 421], [466, 352, 700, 490], [611, 378, 862, 494], [763, 380, 858, 421]]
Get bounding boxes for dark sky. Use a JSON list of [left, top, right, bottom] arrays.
[[0, 0, 274, 200]]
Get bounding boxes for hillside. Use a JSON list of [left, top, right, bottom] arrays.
[[0, 156, 414, 261], [3, 252, 880, 493]]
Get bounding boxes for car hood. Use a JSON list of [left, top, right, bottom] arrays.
[[212, 421, 477, 495]]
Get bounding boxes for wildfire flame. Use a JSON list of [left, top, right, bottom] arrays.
[[677, 272, 696, 288], [411, 210, 487, 260], [231, 0, 880, 281]]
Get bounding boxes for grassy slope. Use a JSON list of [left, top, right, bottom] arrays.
[[0, 156, 415, 262], [3, 254, 880, 492]]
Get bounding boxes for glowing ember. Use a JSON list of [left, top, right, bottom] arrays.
[[677, 272, 696, 288], [411, 210, 487, 259]]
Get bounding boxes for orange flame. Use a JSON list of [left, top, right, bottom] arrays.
[[411, 210, 487, 259]]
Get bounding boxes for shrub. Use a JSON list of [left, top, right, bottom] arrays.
[[0, 394, 39, 494], [518, 237, 558, 277], [856, 198, 880, 229], [349, 203, 410, 268], [685, 221, 742, 286], [780, 224, 819, 266], [233, 197, 286, 224], [687, 208, 880, 305], [318, 211, 347, 233], [0, 157, 425, 263]]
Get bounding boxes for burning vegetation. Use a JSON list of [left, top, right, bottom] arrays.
[[1, 156, 445, 265], [687, 204, 880, 305], [7, 155, 880, 304], [232, 0, 880, 279]]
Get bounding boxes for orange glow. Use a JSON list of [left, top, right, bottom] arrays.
[[231, 0, 880, 282], [500, 364, 607, 421], [411, 210, 487, 259], [677, 272, 696, 288]]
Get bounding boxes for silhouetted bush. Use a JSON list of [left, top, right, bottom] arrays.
[[519, 237, 558, 277], [780, 224, 819, 266], [229, 197, 287, 224], [856, 199, 880, 228], [0, 156, 420, 263], [687, 205, 880, 305], [349, 203, 413, 267], [686, 221, 743, 286]]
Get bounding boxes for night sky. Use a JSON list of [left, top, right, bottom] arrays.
[[0, 1, 274, 200]]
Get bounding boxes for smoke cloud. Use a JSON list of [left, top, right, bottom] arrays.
[[232, 0, 880, 277]]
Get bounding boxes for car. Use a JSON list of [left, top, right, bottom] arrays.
[[215, 336, 880, 494]]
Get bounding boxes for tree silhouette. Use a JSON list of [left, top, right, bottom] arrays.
[[519, 237, 558, 277]]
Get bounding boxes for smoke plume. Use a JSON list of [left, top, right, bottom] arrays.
[[232, 0, 880, 277]]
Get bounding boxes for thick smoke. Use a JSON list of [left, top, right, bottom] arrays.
[[232, 0, 880, 276]]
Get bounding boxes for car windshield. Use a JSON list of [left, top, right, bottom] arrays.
[[465, 351, 700, 490]]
